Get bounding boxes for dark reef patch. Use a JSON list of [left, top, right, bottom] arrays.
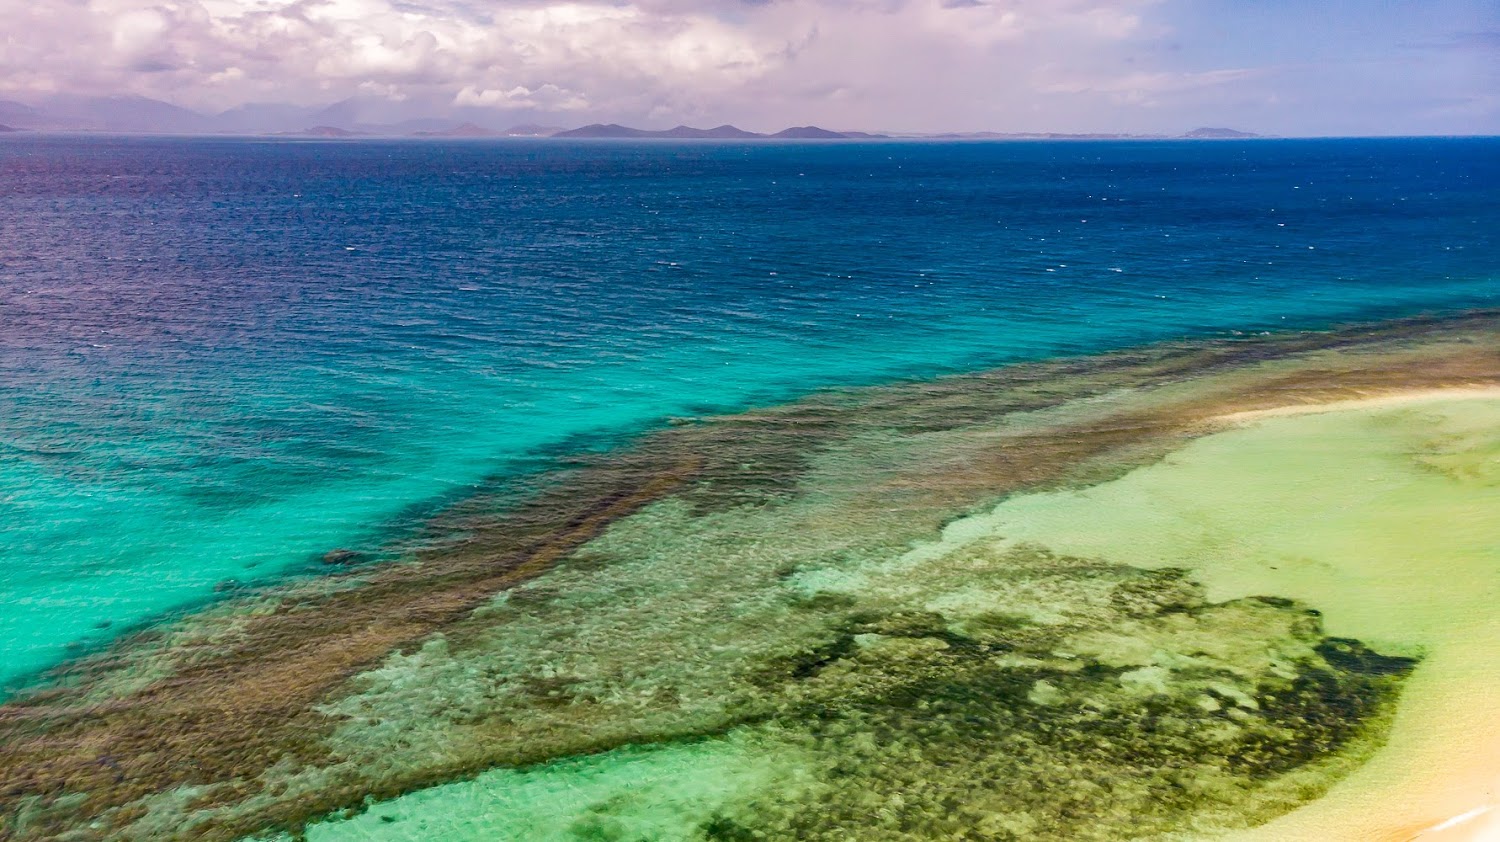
[[693, 558, 1414, 841]]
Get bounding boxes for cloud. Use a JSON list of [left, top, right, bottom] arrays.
[[0, 0, 1166, 126], [454, 83, 590, 110], [0, 0, 781, 108], [0, 0, 1492, 133], [1042, 67, 1264, 107]]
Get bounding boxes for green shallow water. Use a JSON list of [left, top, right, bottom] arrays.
[[291, 395, 1500, 842], [979, 394, 1500, 838], [977, 395, 1500, 654], [298, 737, 804, 842]]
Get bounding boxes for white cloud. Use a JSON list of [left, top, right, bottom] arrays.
[[8, 0, 1480, 134], [0, 0, 1171, 127], [1043, 67, 1264, 107], [454, 83, 590, 110]]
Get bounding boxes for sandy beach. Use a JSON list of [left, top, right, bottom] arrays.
[[985, 387, 1500, 842], [1217, 389, 1500, 842], [1214, 385, 1500, 424]]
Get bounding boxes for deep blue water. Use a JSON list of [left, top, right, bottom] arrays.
[[1, 135, 1496, 689]]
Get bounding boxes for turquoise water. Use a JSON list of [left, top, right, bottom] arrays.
[[1, 136, 1497, 690]]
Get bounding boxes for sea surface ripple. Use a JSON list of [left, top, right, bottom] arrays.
[[0, 135, 1496, 689]]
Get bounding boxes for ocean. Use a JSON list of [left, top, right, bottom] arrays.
[[1, 134, 1497, 693]]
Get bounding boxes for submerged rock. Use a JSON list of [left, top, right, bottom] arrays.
[[697, 552, 1414, 842], [321, 549, 362, 566]]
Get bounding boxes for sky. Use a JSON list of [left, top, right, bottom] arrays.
[[1, 0, 1496, 134]]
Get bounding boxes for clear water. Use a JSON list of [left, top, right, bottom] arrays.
[[299, 393, 1500, 842], [938, 394, 1500, 840], [2, 135, 1497, 689]]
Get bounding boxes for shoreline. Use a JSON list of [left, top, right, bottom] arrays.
[[300, 382, 1500, 842], [1226, 389, 1500, 842], [1214, 384, 1500, 424], [1247, 387, 1500, 842], [977, 386, 1500, 842]]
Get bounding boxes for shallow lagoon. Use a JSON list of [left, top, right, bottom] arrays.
[[920, 393, 1500, 840], [298, 390, 1500, 842]]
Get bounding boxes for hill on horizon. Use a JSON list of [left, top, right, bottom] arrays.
[[412, 122, 498, 137], [552, 123, 770, 139], [275, 125, 365, 138], [553, 123, 866, 139], [500, 123, 564, 137], [770, 126, 849, 139], [1182, 127, 1261, 138], [0, 96, 1268, 140]]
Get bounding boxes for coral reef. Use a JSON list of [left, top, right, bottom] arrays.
[[1, 312, 1496, 841]]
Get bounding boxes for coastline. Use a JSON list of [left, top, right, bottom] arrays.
[[295, 350, 1500, 841], [962, 386, 1500, 842], [4, 311, 1499, 841], [1214, 389, 1500, 842], [1213, 385, 1500, 424]]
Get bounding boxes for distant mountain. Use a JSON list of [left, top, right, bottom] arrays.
[[1182, 127, 1260, 139], [0, 100, 46, 129], [412, 122, 499, 137], [0, 97, 1262, 141], [306, 97, 377, 130], [554, 123, 863, 139], [4, 97, 351, 135], [213, 103, 318, 134], [553, 123, 755, 138], [0, 124, 18, 133], [503, 124, 564, 137], [668, 124, 763, 139], [921, 131, 1168, 140], [275, 125, 365, 138], [0, 95, 200, 132], [409, 121, 566, 138], [39, 95, 212, 133], [552, 123, 658, 138], [770, 126, 849, 139]]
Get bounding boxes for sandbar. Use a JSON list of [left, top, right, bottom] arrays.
[[957, 390, 1500, 842]]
